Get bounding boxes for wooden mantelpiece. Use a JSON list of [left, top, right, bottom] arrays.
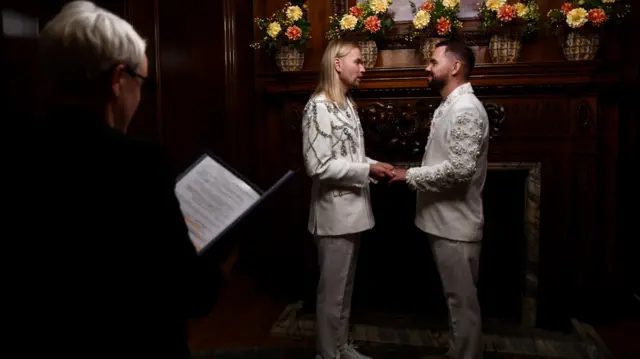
[[256, 61, 622, 94]]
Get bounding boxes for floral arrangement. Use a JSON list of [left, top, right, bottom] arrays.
[[250, 2, 311, 51], [326, 0, 395, 41], [406, 0, 463, 41], [547, 0, 631, 33], [478, 0, 541, 38]]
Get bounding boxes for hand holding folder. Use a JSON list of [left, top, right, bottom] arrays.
[[174, 151, 296, 256]]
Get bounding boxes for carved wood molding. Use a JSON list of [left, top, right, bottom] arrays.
[[257, 61, 620, 94], [357, 99, 505, 162]]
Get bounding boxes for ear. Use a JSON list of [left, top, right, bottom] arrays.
[[111, 64, 126, 97], [451, 60, 462, 77], [334, 57, 342, 73]]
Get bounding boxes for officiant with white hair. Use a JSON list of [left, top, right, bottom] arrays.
[[6, 2, 229, 358]]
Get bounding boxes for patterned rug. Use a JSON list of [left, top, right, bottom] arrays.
[[190, 345, 587, 359], [262, 301, 614, 359]]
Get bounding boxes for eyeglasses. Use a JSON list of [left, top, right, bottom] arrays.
[[123, 67, 157, 97], [124, 67, 154, 86]]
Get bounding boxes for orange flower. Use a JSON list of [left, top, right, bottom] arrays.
[[364, 15, 381, 33], [436, 17, 452, 35], [497, 4, 516, 22], [349, 6, 364, 18], [588, 8, 607, 26], [561, 2, 573, 15], [420, 1, 435, 12], [285, 25, 302, 40]]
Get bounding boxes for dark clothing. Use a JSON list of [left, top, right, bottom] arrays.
[[5, 106, 223, 358]]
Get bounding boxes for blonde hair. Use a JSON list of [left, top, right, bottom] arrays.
[[314, 39, 360, 108]]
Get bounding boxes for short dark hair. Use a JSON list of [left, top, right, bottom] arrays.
[[435, 40, 475, 80]]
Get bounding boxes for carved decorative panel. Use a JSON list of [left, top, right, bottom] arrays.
[[356, 99, 506, 162], [284, 97, 506, 165], [357, 99, 438, 163]]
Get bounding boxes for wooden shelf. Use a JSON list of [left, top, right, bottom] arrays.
[[256, 61, 622, 94]]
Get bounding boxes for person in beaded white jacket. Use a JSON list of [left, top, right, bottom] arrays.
[[302, 39, 394, 359], [391, 40, 489, 359]]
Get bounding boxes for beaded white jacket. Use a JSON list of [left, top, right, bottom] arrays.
[[406, 82, 490, 242], [301, 93, 377, 236]]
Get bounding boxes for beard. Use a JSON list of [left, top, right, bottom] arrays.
[[427, 72, 446, 92]]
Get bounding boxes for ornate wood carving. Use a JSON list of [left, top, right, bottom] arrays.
[[485, 102, 506, 140], [284, 97, 506, 165], [332, 0, 347, 16], [358, 99, 436, 162], [575, 100, 593, 128], [357, 99, 506, 162]]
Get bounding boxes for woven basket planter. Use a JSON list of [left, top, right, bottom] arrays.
[[489, 34, 522, 63], [562, 31, 599, 61], [275, 47, 304, 72], [358, 40, 378, 68], [420, 37, 443, 63]]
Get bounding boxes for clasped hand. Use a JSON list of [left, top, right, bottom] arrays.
[[369, 162, 407, 184]]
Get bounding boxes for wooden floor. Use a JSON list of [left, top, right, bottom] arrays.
[[188, 269, 640, 359]]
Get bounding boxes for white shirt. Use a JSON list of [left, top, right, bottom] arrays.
[[406, 83, 490, 242]]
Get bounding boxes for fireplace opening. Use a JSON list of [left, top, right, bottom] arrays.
[[350, 163, 541, 328]]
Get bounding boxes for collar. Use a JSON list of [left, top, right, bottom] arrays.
[[440, 82, 474, 110]]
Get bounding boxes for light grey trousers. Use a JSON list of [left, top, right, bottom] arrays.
[[315, 233, 361, 359], [429, 235, 483, 359]]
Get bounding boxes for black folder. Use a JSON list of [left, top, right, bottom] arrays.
[[175, 151, 296, 256]]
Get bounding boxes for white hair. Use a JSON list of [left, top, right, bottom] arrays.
[[39, 1, 146, 91]]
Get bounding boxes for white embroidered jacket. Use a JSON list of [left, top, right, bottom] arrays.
[[406, 82, 489, 242], [302, 93, 377, 236]]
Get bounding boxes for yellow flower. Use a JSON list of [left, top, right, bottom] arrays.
[[514, 3, 528, 17], [413, 10, 431, 29], [486, 0, 505, 11], [443, 0, 459, 8], [286, 5, 303, 21], [267, 22, 281, 38], [340, 14, 358, 30], [566, 8, 587, 28], [370, 0, 389, 14]]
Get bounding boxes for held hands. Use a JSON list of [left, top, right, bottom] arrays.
[[388, 168, 407, 184], [369, 162, 407, 185], [369, 162, 395, 181]]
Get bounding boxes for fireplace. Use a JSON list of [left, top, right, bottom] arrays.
[[350, 162, 541, 327], [253, 63, 619, 330]]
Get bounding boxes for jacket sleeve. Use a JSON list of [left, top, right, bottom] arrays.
[[405, 106, 485, 192], [302, 100, 370, 187]]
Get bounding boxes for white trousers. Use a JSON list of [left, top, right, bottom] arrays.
[[429, 235, 483, 359], [315, 233, 361, 359]]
